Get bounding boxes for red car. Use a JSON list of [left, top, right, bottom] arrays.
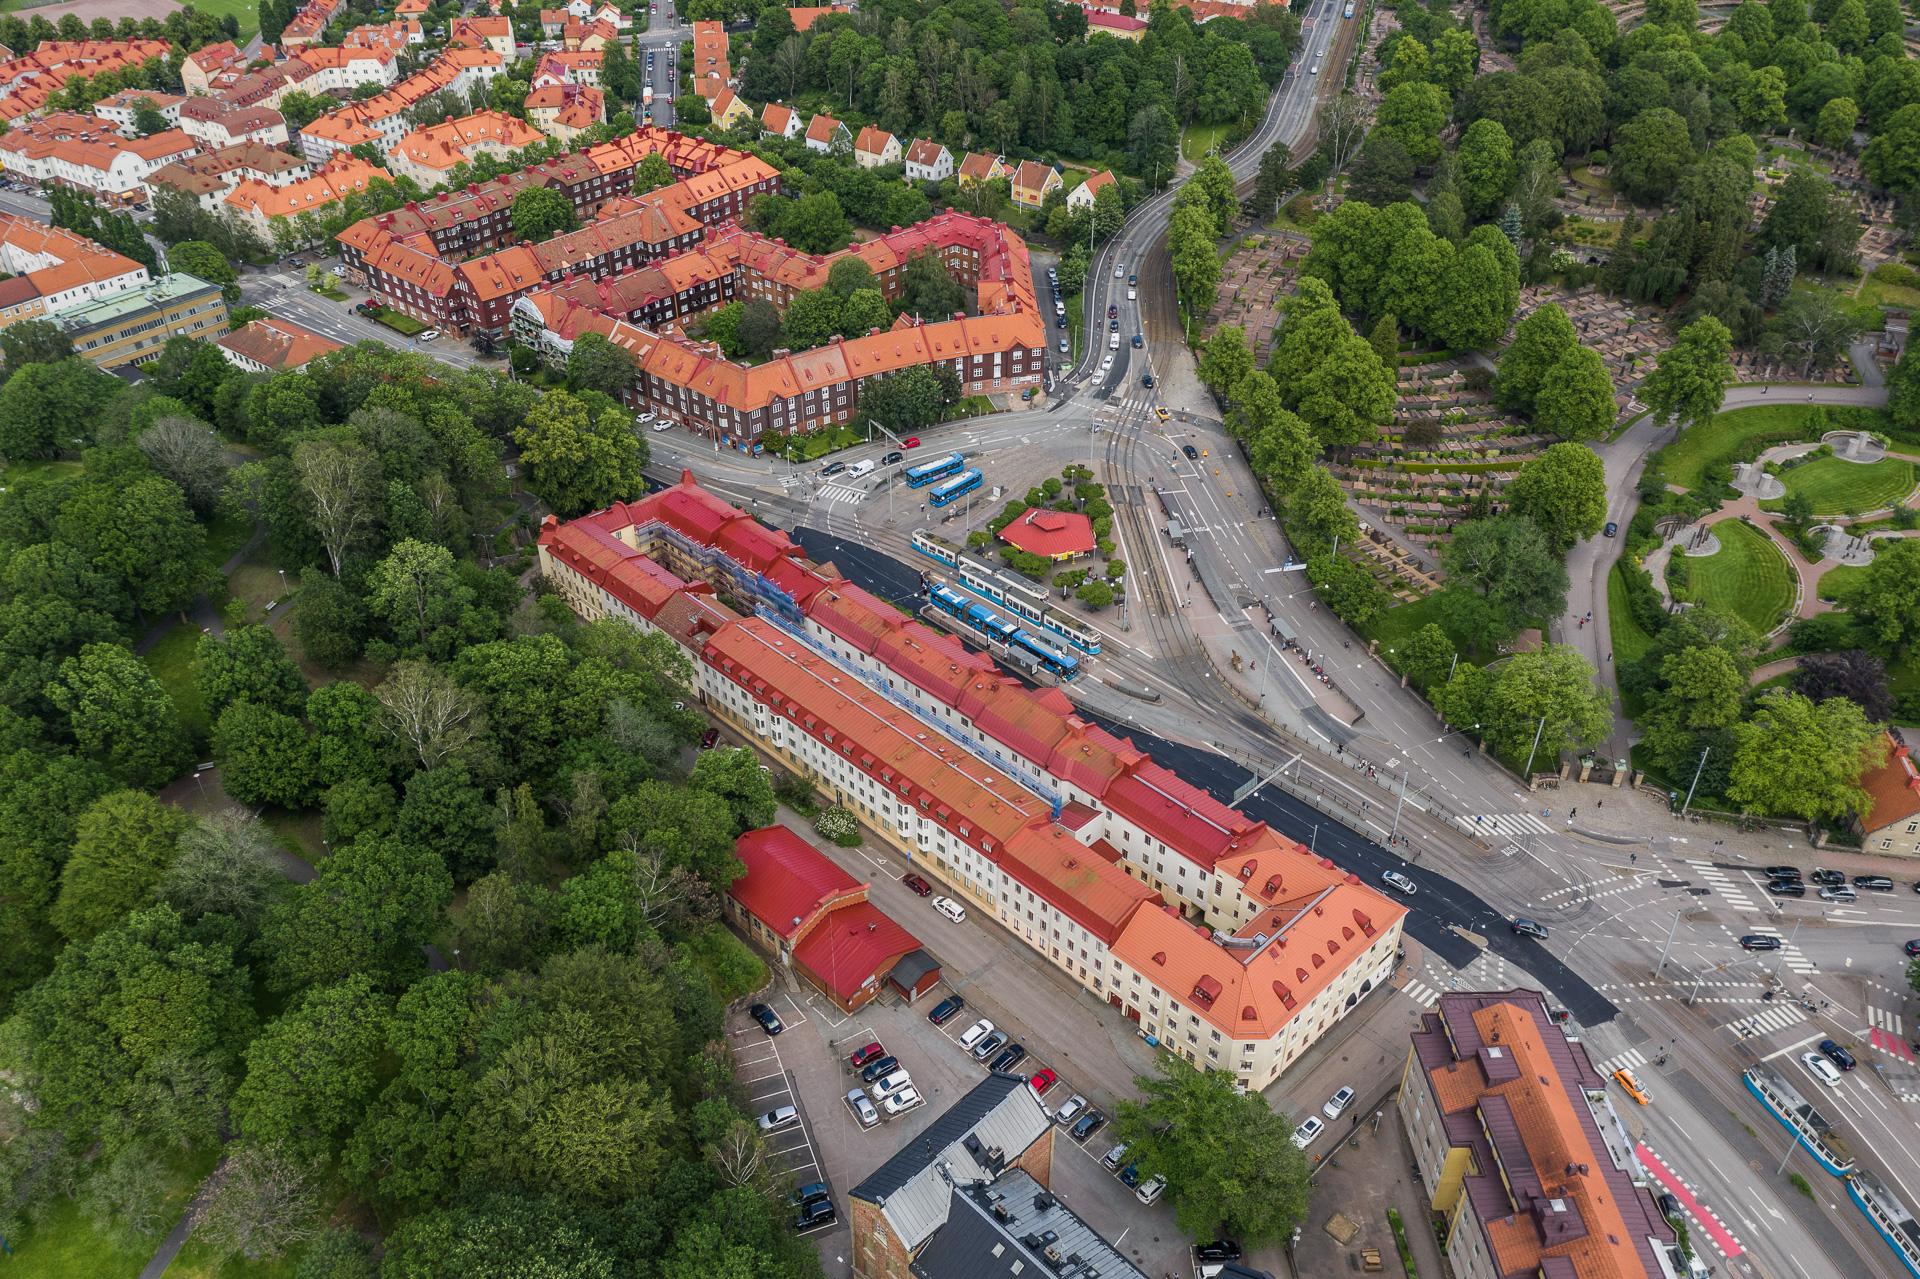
[[901, 436, 921, 449], [1028, 1068, 1058, 1095], [902, 873, 934, 897], [849, 1041, 886, 1068], [699, 727, 719, 749]]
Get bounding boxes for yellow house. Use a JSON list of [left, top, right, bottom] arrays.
[[1011, 159, 1062, 209], [710, 89, 752, 131]]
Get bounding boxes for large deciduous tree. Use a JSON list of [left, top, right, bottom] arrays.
[[510, 186, 578, 242], [1504, 443, 1607, 551], [1849, 537, 1920, 655], [292, 440, 379, 579], [1639, 316, 1735, 436], [194, 624, 308, 721], [513, 389, 646, 519], [1727, 690, 1887, 821], [51, 789, 193, 943], [258, 833, 452, 993], [1439, 515, 1569, 647], [47, 643, 193, 789], [234, 975, 393, 1159], [1110, 1055, 1309, 1246]]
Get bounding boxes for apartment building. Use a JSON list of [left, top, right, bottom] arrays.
[[0, 113, 198, 203], [1858, 729, 1920, 856], [225, 155, 387, 241], [537, 475, 1407, 1089], [338, 129, 778, 335], [177, 98, 289, 150], [149, 142, 311, 213], [93, 89, 184, 136], [297, 48, 506, 164], [290, 44, 401, 94], [52, 272, 228, 368], [215, 314, 343, 372], [524, 82, 605, 142], [0, 40, 173, 122], [280, 0, 345, 46], [0, 212, 148, 329], [691, 21, 730, 100], [510, 209, 1049, 441], [385, 109, 545, 186], [1404, 990, 1679, 1279], [182, 41, 248, 96]]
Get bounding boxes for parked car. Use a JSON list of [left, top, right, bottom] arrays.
[[749, 1003, 783, 1035], [1136, 1175, 1167, 1206], [1819, 1039, 1857, 1070], [859, 1054, 900, 1084], [1511, 918, 1549, 940], [793, 1196, 836, 1231], [932, 895, 967, 924], [789, 1181, 830, 1206], [1819, 885, 1858, 903], [1028, 1068, 1058, 1095], [1764, 866, 1802, 880], [651, 419, 674, 432], [901, 873, 934, 897], [1380, 869, 1417, 895], [1101, 1142, 1129, 1170], [1058, 338, 1069, 354], [1069, 1109, 1106, 1142], [1656, 1192, 1681, 1220], [971, 1030, 1008, 1061], [846, 1088, 878, 1128], [870, 1069, 914, 1100], [699, 727, 719, 749], [1322, 1086, 1356, 1120], [1740, 934, 1783, 950], [1766, 880, 1807, 897], [927, 995, 965, 1025], [1183, 444, 1200, 459], [419, 329, 441, 342], [883, 1087, 923, 1115], [1809, 868, 1846, 885], [1195, 1241, 1243, 1263], [1119, 1162, 1141, 1188], [758, 1105, 799, 1132], [1855, 875, 1895, 891], [1291, 1116, 1325, 1148], [988, 1042, 1027, 1072], [1053, 1094, 1088, 1127], [1905, 939, 1920, 958], [958, 1019, 995, 1050]]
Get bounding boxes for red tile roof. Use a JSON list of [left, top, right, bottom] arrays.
[[792, 899, 922, 1003], [997, 507, 1095, 558], [732, 824, 863, 937], [1862, 731, 1920, 833]]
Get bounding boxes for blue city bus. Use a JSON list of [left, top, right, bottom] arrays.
[[905, 452, 966, 488], [1010, 630, 1080, 680], [928, 468, 983, 507]]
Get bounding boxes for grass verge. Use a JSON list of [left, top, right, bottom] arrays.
[[1181, 121, 1229, 162], [374, 309, 429, 337], [1682, 520, 1795, 635], [1607, 563, 1656, 715]]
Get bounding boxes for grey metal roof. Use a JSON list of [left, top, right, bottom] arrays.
[[889, 948, 940, 989], [911, 1170, 1148, 1279], [850, 1073, 1053, 1253]]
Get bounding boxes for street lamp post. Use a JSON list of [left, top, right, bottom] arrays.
[[1521, 715, 1548, 779], [1680, 746, 1711, 817]]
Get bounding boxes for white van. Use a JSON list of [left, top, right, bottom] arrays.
[[1108, 331, 1120, 351], [845, 459, 875, 480], [932, 895, 967, 923]]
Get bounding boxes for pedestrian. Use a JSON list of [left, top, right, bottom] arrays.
[[1597, 799, 1603, 808], [1631, 852, 1638, 863], [1571, 807, 1578, 819]]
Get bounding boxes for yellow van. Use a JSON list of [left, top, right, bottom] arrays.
[[1613, 1068, 1650, 1105]]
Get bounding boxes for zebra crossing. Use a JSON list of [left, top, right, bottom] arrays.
[[1687, 859, 1759, 914], [1403, 978, 1441, 1008], [815, 482, 870, 505], [1720, 1002, 1807, 1038], [1743, 926, 1817, 973], [1473, 811, 1556, 837], [1870, 1005, 1905, 1037], [1595, 1046, 1650, 1076]]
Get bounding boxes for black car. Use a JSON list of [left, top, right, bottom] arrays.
[[1109, 318, 1119, 331], [859, 1054, 900, 1083], [1810, 868, 1846, 886], [1765, 879, 1807, 897], [1195, 1241, 1244, 1263], [1183, 444, 1199, 459], [793, 1197, 837, 1231], [1764, 866, 1802, 881], [821, 461, 846, 477], [928, 995, 965, 1025], [1655, 1192, 1681, 1219], [988, 1042, 1027, 1072], [882, 451, 904, 465], [1819, 1039, 1857, 1070], [1855, 875, 1896, 891], [750, 1002, 783, 1034], [1056, 315, 1067, 329], [1740, 934, 1783, 950], [1602, 521, 1618, 537], [1511, 918, 1549, 940], [1070, 1109, 1106, 1142]]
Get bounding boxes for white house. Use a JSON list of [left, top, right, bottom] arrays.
[[852, 125, 899, 169], [903, 137, 952, 183], [1067, 167, 1116, 212]]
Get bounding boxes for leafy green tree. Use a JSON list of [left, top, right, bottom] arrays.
[[1169, 202, 1222, 318], [397, 764, 496, 883], [1197, 326, 1255, 404], [1456, 118, 1516, 218], [1282, 464, 1359, 557], [1850, 537, 1920, 654], [381, 1191, 622, 1279], [1307, 552, 1387, 625], [1376, 81, 1450, 165], [258, 833, 452, 993], [168, 241, 241, 302], [826, 257, 876, 298], [1233, 372, 1320, 495], [861, 365, 950, 432], [214, 701, 318, 810], [1639, 645, 1746, 772], [194, 625, 307, 721], [689, 746, 777, 834], [1532, 346, 1617, 440], [1727, 690, 1887, 821], [838, 287, 891, 337], [1401, 623, 1458, 688], [1816, 96, 1859, 149], [161, 809, 285, 933], [0, 357, 121, 458], [1611, 107, 1695, 202], [16, 904, 255, 1150], [234, 975, 392, 1160], [1348, 133, 1416, 206], [367, 539, 483, 661], [47, 643, 193, 789], [56, 472, 210, 618], [294, 575, 369, 670], [0, 318, 74, 370], [1496, 303, 1578, 413], [510, 186, 578, 242], [566, 332, 637, 399], [1474, 643, 1612, 765], [51, 790, 192, 942], [1505, 443, 1607, 550], [1110, 1056, 1309, 1246], [780, 288, 842, 348], [1640, 316, 1735, 435], [1439, 515, 1569, 648], [1864, 102, 1920, 192], [513, 389, 646, 518]]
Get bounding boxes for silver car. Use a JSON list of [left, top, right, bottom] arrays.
[[846, 1087, 878, 1128]]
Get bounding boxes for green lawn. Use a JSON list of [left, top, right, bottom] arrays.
[[182, 0, 261, 39], [0, 457, 82, 488], [143, 623, 211, 743], [374, 309, 429, 337], [1657, 406, 1818, 491], [1818, 562, 1868, 603], [1859, 264, 1920, 311], [1181, 122, 1229, 163], [1607, 563, 1657, 713], [1684, 519, 1796, 635], [1362, 589, 1483, 677], [1762, 455, 1915, 517], [0, 1147, 216, 1279]]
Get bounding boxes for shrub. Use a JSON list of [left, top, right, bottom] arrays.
[[772, 772, 819, 817], [813, 806, 861, 847]]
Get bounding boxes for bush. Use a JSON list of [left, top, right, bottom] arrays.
[[772, 772, 819, 817], [680, 923, 768, 1001], [813, 806, 861, 847]]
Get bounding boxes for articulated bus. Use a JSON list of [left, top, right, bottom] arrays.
[[927, 468, 984, 507], [904, 451, 966, 488]]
